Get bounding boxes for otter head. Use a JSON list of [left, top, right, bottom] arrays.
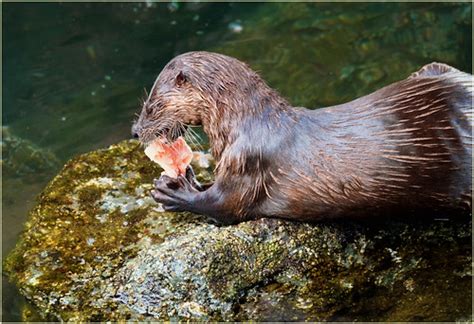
[[131, 54, 210, 145], [132, 51, 287, 158]]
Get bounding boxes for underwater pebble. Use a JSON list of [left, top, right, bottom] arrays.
[[386, 248, 402, 263], [86, 45, 96, 60], [295, 296, 313, 310], [358, 66, 385, 85], [404, 278, 415, 292], [167, 1, 179, 12], [340, 65, 355, 80], [228, 21, 243, 33], [340, 279, 354, 289], [145, 0, 154, 8]]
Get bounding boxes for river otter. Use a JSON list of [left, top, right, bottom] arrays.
[[132, 51, 472, 225]]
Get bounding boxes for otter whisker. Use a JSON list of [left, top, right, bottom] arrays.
[[143, 118, 176, 144], [169, 120, 180, 142], [185, 125, 201, 140], [149, 101, 161, 109], [182, 125, 198, 149], [184, 126, 203, 151], [166, 121, 181, 152]]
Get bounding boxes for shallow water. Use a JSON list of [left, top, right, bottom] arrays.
[[2, 2, 472, 321]]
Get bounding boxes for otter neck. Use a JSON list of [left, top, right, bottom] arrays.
[[200, 82, 290, 161]]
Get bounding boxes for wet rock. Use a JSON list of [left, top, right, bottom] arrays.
[[4, 139, 471, 321]]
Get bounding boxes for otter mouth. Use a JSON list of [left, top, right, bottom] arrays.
[[151, 124, 188, 145]]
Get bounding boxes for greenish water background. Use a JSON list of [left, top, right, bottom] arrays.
[[2, 2, 472, 321]]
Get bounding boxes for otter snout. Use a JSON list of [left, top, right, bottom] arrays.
[[131, 123, 140, 139]]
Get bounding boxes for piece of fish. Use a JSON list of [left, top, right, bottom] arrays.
[[144, 137, 193, 178]]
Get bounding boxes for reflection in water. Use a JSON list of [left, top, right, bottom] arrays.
[[2, 2, 471, 321]]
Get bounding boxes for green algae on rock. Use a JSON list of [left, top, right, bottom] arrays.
[[4, 139, 472, 321]]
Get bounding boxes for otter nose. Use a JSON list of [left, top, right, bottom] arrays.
[[131, 124, 139, 139]]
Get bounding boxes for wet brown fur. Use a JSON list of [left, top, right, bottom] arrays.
[[133, 52, 473, 224]]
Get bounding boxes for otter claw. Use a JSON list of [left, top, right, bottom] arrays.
[[150, 189, 169, 203], [152, 190, 183, 212], [154, 176, 180, 190], [185, 165, 196, 183], [163, 204, 183, 212], [150, 189, 181, 208], [151, 175, 198, 212]]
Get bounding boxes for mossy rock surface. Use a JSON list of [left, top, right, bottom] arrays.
[[4, 139, 472, 321]]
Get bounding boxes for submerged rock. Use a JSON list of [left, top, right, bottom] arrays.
[[4, 140, 471, 321], [1, 126, 60, 179]]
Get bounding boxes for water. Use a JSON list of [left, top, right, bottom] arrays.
[[2, 2, 471, 321]]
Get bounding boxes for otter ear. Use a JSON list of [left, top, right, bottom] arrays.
[[175, 71, 188, 87]]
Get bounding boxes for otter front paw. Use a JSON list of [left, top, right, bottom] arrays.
[[151, 175, 198, 212]]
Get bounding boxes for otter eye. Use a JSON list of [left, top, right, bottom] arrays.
[[175, 71, 187, 87], [146, 105, 153, 115]]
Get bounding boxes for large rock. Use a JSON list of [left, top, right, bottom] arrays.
[[4, 139, 471, 321]]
